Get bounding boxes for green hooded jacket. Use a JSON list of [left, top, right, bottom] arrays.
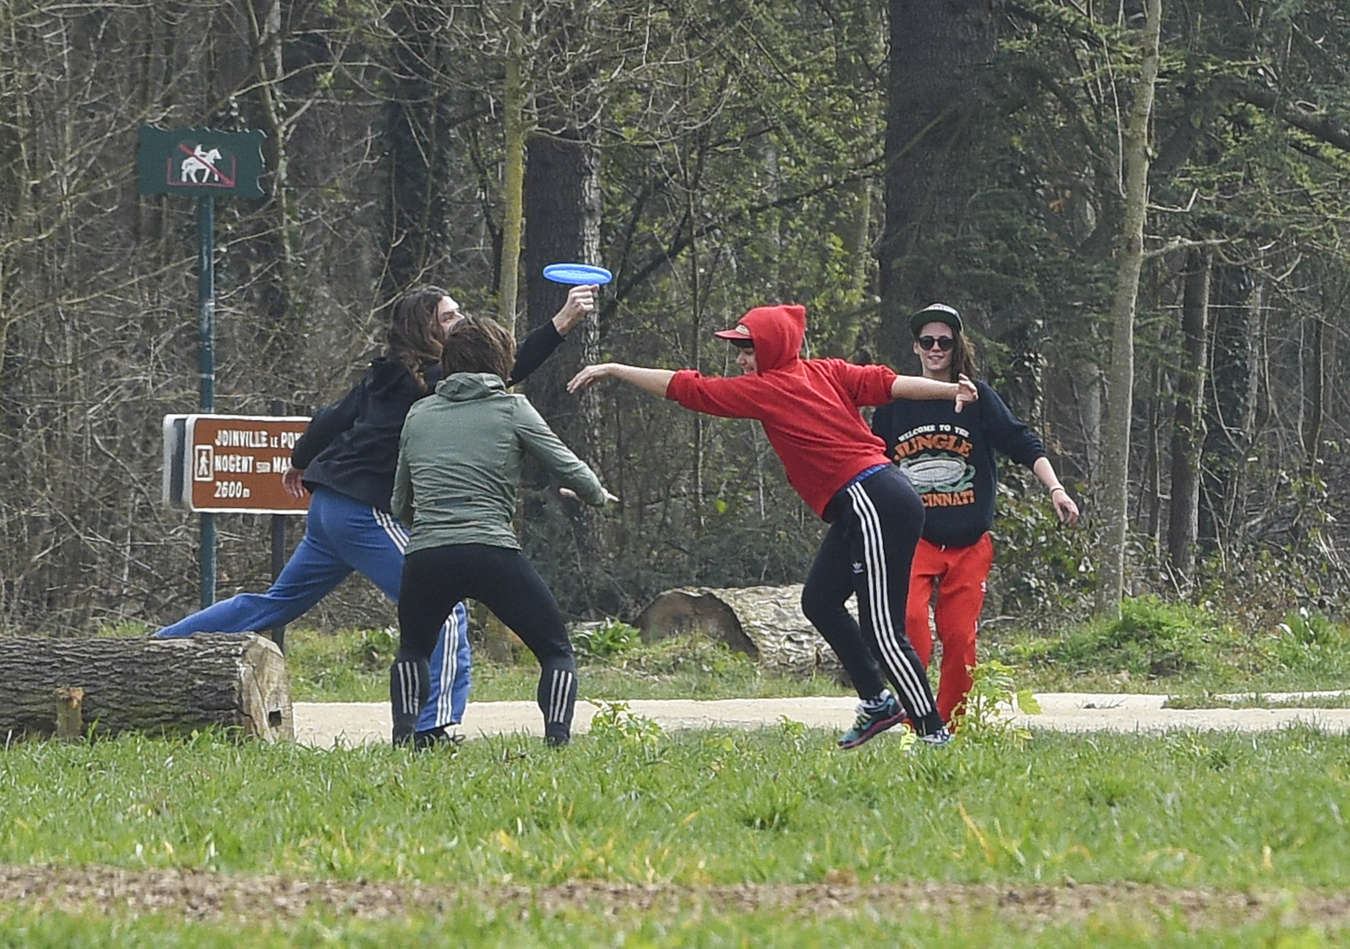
[[392, 372, 606, 553]]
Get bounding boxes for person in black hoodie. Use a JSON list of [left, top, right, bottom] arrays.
[[154, 284, 596, 748], [870, 303, 1079, 725]]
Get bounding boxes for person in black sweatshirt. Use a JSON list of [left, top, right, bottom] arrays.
[[155, 283, 597, 748], [870, 303, 1079, 725]]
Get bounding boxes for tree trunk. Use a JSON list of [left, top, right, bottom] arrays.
[[0, 634, 292, 741], [1166, 247, 1210, 582], [521, 125, 607, 612], [634, 585, 844, 679], [497, 0, 526, 332], [245, 0, 302, 387], [1302, 299, 1328, 475], [1199, 266, 1261, 552], [879, 0, 998, 357], [383, 2, 452, 293], [1094, 0, 1162, 619]]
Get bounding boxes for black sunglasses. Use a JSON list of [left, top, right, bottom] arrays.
[[917, 335, 955, 352]]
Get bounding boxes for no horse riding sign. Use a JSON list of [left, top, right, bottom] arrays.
[[137, 126, 265, 198]]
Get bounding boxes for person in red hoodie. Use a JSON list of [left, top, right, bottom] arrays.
[[568, 303, 977, 748]]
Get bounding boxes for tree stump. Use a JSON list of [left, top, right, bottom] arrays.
[[633, 584, 846, 678], [0, 634, 292, 742]]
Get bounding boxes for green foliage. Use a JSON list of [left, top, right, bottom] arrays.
[[1041, 595, 1234, 679], [286, 626, 398, 702], [6, 903, 1346, 947], [956, 660, 1040, 746], [1164, 691, 1350, 710], [586, 700, 665, 749], [282, 626, 847, 703], [1267, 607, 1350, 669], [990, 477, 1095, 623], [1195, 517, 1350, 637], [570, 618, 639, 660], [282, 604, 1350, 705], [580, 637, 799, 701], [736, 778, 805, 832], [993, 589, 1350, 692]]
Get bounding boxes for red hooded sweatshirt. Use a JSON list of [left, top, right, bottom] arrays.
[[665, 304, 897, 518]]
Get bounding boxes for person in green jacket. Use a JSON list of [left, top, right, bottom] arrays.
[[390, 316, 615, 747]]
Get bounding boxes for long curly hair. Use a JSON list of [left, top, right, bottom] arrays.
[[387, 286, 448, 391]]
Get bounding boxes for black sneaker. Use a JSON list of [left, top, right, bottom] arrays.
[[837, 694, 905, 749], [413, 726, 465, 751]]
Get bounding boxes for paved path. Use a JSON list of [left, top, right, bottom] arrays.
[[293, 691, 1350, 748]]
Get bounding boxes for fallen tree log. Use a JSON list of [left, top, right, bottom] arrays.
[[0, 634, 292, 742], [633, 584, 846, 679]]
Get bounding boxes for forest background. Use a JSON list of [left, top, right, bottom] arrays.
[[2, 0, 1346, 641]]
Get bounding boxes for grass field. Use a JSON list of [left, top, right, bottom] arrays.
[[6, 600, 1350, 944], [2, 722, 1349, 944]]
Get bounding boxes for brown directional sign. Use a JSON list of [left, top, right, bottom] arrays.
[[164, 415, 312, 514]]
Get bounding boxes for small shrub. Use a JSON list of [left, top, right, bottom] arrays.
[[737, 780, 804, 831], [348, 625, 398, 671], [1266, 607, 1350, 671], [617, 637, 759, 678], [571, 618, 639, 660], [1049, 595, 1230, 679], [956, 659, 1038, 745], [587, 700, 664, 748]]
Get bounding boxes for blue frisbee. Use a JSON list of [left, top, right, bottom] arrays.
[[542, 262, 612, 285]]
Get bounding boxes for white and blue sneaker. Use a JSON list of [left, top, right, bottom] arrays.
[[916, 726, 953, 748]]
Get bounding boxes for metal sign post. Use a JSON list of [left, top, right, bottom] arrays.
[[198, 193, 216, 607], [138, 126, 265, 609]]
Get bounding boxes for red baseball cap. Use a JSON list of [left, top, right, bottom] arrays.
[[713, 322, 753, 342]]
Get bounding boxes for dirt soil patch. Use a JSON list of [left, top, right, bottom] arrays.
[[2, 864, 1348, 926]]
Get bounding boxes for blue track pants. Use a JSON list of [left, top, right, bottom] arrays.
[[154, 486, 469, 731]]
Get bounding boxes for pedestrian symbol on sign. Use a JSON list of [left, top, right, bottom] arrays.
[[194, 445, 213, 481]]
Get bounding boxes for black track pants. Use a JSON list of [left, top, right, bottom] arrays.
[[398, 543, 578, 741], [801, 466, 943, 733]]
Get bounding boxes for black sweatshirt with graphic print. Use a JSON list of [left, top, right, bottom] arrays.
[[870, 380, 1044, 548]]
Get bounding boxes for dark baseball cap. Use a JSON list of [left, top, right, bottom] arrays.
[[909, 303, 963, 337]]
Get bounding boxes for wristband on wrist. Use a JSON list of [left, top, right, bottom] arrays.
[[1050, 485, 1067, 497]]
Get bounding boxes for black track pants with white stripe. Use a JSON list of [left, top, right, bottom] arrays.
[[398, 543, 578, 742], [802, 466, 944, 734]]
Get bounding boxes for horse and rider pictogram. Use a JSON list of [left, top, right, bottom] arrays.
[[137, 126, 265, 198], [174, 143, 235, 188]]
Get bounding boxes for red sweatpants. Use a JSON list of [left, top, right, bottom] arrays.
[[905, 533, 994, 725]]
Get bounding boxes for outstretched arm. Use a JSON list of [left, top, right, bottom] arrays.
[[568, 363, 675, 398], [890, 372, 979, 412], [508, 284, 597, 387]]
